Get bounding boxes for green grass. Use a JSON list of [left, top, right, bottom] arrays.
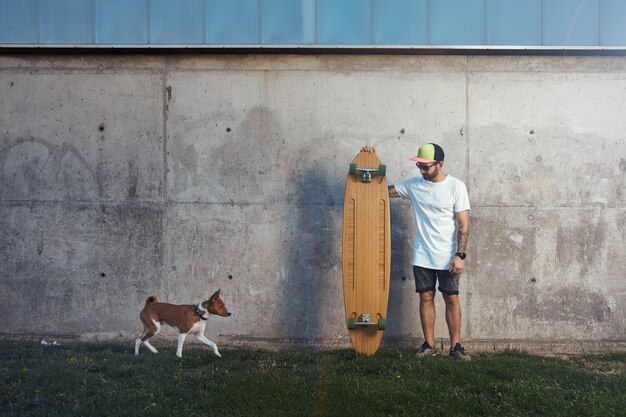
[[1, 341, 624, 417]]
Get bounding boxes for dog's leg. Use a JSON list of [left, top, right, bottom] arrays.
[[176, 333, 187, 358], [136, 333, 159, 355], [143, 340, 158, 354], [135, 333, 159, 355], [196, 334, 222, 358], [136, 321, 161, 355]]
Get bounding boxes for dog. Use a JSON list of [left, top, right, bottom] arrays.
[[134, 289, 231, 358]]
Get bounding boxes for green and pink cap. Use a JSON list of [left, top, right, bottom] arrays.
[[410, 143, 445, 163]]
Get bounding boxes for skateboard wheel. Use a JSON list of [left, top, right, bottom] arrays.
[[348, 317, 357, 329], [378, 164, 386, 177], [377, 318, 386, 330], [349, 163, 357, 175]]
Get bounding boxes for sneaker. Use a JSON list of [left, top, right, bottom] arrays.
[[414, 341, 436, 358], [449, 343, 471, 361]]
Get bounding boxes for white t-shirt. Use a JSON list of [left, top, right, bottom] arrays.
[[394, 174, 470, 270]]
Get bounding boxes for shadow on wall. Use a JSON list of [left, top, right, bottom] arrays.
[[230, 105, 342, 341], [387, 196, 419, 341], [279, 154, 342, 341]]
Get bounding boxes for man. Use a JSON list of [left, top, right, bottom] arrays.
[[361, 143, 471, 361]]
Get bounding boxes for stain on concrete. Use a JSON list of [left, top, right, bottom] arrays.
[[514, 287, 612, 329], [0, 137, 96, 200], [556, 215, 607, 278], [213, 106, 284, 202]]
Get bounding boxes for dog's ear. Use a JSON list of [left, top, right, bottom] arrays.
[[211, 289, 221, 298]]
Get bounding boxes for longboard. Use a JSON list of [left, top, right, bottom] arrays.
[[342, 151, 391, 356]]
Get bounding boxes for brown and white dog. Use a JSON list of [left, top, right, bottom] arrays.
[[134, 289, 231, 358]]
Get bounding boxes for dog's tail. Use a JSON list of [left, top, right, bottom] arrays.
[[145, 295, 159, 305]]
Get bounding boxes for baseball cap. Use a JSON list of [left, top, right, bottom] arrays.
[[410, 143, 445, 163]]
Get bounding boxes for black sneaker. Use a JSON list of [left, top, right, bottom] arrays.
[[415, 341, 436, 358], [449, 343, 471, 361]]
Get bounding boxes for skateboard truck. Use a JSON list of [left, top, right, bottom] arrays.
[[347, 313, 387, 330], [349, 164, 386, 183]]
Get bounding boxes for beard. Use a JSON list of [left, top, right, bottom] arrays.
[[421, 165, 442, 181]]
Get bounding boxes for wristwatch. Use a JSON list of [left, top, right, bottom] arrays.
[[455, 252, 466, 260]]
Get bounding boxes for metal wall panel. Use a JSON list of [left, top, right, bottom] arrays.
[[207, 0, 259, 44], [430, 0, 485, 45], [0, 0, 625, 48], [40, 0, 93, 44], [95, 0, 148, 44], [151, 0, 204, 44], [600, 0, 626, 45], [317, 0, 371, 44], [372, 0, 428, 45], [0, 0, 38, 43], [543, 0, 599, 45], [261, 0, 315, 44], [486, 0, 542, 45]]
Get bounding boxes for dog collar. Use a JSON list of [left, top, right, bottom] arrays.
[[194, 304, 208, 321]]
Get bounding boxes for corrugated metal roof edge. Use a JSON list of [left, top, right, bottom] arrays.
[[2, 44, 626, 49], [1, 44, 626, 56]]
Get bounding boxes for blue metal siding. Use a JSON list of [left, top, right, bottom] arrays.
[[543, 0, 599, 46], [600, 0, 626, 45], [317, 0, 371, 44], [94, 0, 148, 44], [430, 0, 485, 45], [372, 0, 428, 45], [1, 0, 625, 48], [207, 0, 259, 44], [0, 0, 38, 43], [486, 0, 542, 45], [261, 0, 315, 44], [151, 0, 204, 44], [40, 0, 93, 44]]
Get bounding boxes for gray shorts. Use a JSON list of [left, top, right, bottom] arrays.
[[413, 265, 460, 295]]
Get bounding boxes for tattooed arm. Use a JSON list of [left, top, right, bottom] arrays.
[[449, 210, 470, 274]]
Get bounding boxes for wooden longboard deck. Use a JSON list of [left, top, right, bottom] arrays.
[[342, 151, 391, 356]]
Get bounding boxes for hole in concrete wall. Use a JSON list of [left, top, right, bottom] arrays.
[[101, 272, 106, 278], [228, 274, 233, 280], [530, 277, 536, 283], [226, 127, 231, 133], [400, 128, 405, 134], [98, 124, 105, 132]]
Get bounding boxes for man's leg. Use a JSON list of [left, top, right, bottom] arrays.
[[419, 290, 436, 347], [442, 293, 461, 348]]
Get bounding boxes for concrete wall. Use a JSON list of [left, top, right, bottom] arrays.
[[1, 54, 624, 352]]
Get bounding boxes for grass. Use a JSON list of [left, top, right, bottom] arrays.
[[1, 341, 625, 417]]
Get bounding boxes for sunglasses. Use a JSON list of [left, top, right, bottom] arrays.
[[416, 162, 439, 170]]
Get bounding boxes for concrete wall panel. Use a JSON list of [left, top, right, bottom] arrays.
[[166, 66, 467, 205], [0, 202, 164, 336], [165, 203, 344, 340], [470, 206, 625, 340], [469, 70, 626, 208], [0, 71, 163, 202]]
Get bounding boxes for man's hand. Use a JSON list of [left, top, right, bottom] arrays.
[[361, 146, 376, 153], [449, 256, 465, 275]]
